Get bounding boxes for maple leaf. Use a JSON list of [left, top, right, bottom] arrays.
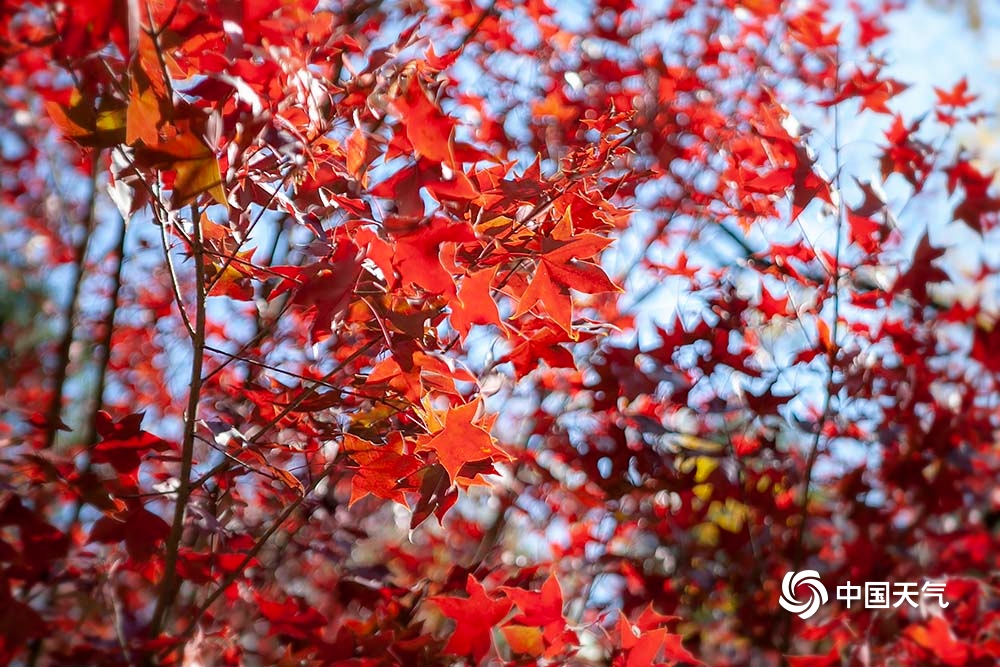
[[255, 593, 328, 641], [345, 434, 422, 507], [823, 67, 908, 114], [501, 625, 545, 656], [847, 212, 883, 253], [408, 463, 459, 528], [935, 78, 977, 108], [126, 34, 172, 146], [505, 320, 578, 375], [948, 160, 1000, 234], [758, 285, 789, 317], [429, 575, 513, 661], [501, 574, 576, 657], [618, 610, 702, 667], [89, 507, 171, 560], [513, 258, 621, 338], [787, 645, 842, 667], [501, 574, 564, 627], [450, 267, 503, 341], [891, 231, 949, 302], [390, 77, 457, 165], [904, 618, 970, 667], [269, 242, 363, 340], [854, 5, 889, 46], [393, 217, 475, 297], [0, 496, 70, 570], [90, 410, 172, 474], [787, 9, 841, 48], [44, 88, 126, 148], [541, 206, 616, 261], [744, 106, 832, 220], [345, 127, 368, 180], [134, 116, 227, 208], [27, 411, 70, 432], [416, 400, 510, 483], [970, 321, 1000, 373], [125, 78, 163, 146], [0, 586, 47, 650], [880, 114, 931, 186], [418, 158, 480, 203]]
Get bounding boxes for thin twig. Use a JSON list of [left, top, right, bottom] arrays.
[[779, 42, 847, 663], [160, 459, 340, 659], [158, 212, 196, 338]]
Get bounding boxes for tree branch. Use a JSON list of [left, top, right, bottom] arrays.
[[149, 204, 207, 640], [42, 156, 100, 449]]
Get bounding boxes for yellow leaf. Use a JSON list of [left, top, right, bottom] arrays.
[[675, 433, 725, 454], [96, 107, 127, 135], [707, 498, 749, 534], [172, 153, 227, 208], [45, 89, 126, 148], [693, 522, 719, 547], [136, 118, 227, 208], [694, 456, 718, 483], [693, 483, 713, 502]]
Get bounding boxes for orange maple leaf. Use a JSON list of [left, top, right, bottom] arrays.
[[513, 258, 621, 338], [416, 400, 509, 482], [345, 434, 421, 508]]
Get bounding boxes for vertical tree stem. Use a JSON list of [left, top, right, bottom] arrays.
[[779, 43, 846, 665], [43, 156, 100, 449], [150, 204, 207, 642], [81, 214, 129, 449]]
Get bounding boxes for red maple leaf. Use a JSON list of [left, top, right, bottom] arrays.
[[269, 242, 363, 340], [513, 258, 621, 337], [346, 434, 422, 507], [390, 77, 457, 165], [823, 67, 908, 114], [891, 231, 949, 302], [89, 506, 171, 560], [450, 267, 503, 341], [90, 411, 172, 474], [429, 574, 513, 661], [947, 160, 1000, 234], [618, 607, 702, 667], [904, 618, 970, 667], [393, 216, 476, 297], [501, 574, 576, 657], [935, 78, 977, 108]]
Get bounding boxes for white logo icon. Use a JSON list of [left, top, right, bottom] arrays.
[[779, 570, 828, 619]]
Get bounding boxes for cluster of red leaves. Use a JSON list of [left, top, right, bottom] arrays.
[[0, 0, 998, 666]]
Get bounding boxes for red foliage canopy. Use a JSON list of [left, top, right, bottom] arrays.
[[0, 0, 997, 665]]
